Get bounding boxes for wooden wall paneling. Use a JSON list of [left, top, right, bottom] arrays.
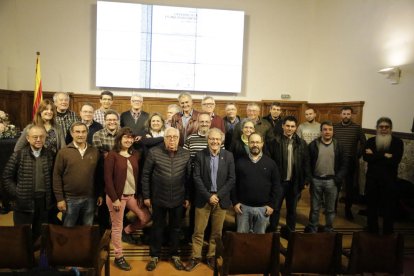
[[308, 101, 365, 125]]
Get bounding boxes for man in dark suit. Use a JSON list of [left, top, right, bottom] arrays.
[[185, 128, 235, 271], [120, 93, 149, 136]]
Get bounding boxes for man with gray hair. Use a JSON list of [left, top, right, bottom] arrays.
[[66, 103, 103, 145], [201, 96, 225, 133], [186, 128, 235, 271], [165, 104, 181, 128], [363, 117, 403, 234], [142, 127, 191, 271], [171, 92, 200, 146], [53, 92, 80, 137], [120, 93, 149, 136]]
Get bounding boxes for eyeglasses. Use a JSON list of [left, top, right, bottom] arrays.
[[105, 119, 118, 122], [131, 100, 142, 103], [165, 135, 179, 140], [202, 103, 215, 106], [378, 125, 390, 129]]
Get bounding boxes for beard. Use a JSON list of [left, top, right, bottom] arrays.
[[249, 146, 260, 156], [376, 134, 392, 152]]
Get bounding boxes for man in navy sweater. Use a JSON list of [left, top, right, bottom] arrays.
[[231, 133, 280, 233]]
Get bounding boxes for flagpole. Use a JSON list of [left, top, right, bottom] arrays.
[[33, 52, 43, 119]]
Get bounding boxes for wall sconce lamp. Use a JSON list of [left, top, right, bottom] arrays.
[[378, 66, 401, 84]]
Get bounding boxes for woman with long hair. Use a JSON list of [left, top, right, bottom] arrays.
[[105, 127, 151, 271], [136, 112, 165, 154], [14, 99, 65, 155], [229, 119, 256, 160]]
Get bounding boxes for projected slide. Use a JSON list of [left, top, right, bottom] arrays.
[[96, 1, 245, 93]]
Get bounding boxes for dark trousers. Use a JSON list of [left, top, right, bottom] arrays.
[[269, 181, 299, 232], [14, 195, 48, 242], [366, 175, 396, 234], [344, 156, 357, 211], [150, 204, 184, 258]]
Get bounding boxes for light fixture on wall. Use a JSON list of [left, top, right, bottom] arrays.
[[378, 66, 401, 84]]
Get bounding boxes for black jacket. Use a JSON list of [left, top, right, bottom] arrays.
[[2, 146, 54, 212], [141, 145, 191, 208], [308, 138, 348, 185], [193, 148, 235, 209], [267, 134, 311, 194]]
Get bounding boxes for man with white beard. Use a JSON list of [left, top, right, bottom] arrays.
[[363, 117, 403, 234]]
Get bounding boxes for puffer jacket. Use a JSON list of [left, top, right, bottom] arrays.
[[2, 145, 54, 212], [141, 145, 191, 208]]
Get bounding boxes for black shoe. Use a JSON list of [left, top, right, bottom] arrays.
[[114, 256, 131, 271], [171, 256, 185, 270], [122, 230, 139, 245], [146, 257, 158, 271], [206, 257, 216, 270], [185, 258, 201, 271], [345, 209, 354, 220]]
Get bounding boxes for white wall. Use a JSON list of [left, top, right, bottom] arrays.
[[308, 0, 414, 132], [0, 0, 313, 101], [1, 0, 413, 132]]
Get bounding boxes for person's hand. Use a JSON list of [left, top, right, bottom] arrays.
[[134, 136, 142, 142], [112, 199, 121, 212], [234, 203, 242, 214], [384, 153, 392, 158], [183, 200, 190, 208], [209, 194, 219, 205], [57, 200, 66, 212], [97, 197, 103, 206], [264, 205, 274, 216], [365, 148, 373, 155], [144, 199, 151, 208]]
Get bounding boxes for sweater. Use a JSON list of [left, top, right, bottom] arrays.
[[105, 150, 141, 202], [333, 121, 366, 158], [53, 143, 101, 201], [232, 155, 280, 209]]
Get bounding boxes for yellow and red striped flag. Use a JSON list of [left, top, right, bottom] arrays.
[[33, 52, 43, 119]]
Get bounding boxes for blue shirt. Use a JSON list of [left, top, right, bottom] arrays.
[[210, 151, 219, 192]]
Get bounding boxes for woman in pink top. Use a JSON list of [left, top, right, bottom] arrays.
[[105, 127, 150, 271]]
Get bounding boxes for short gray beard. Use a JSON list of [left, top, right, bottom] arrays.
[[376, 134, 392, 151]]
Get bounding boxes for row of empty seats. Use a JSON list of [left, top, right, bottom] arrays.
[[215, 231, 404, 275], [0, 225, 405, 275]]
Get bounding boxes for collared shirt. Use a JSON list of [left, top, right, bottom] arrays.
[[73, 141, 88, 158], [181, 109, 193, 129], [286, 138, 293, 181], [210, 151, 219, 192], [55, 109, 80, 138], [93, 109, 106, 126], [32, 148, 42, 158], [224, 116, 240, 132], [130, 110, 141, 123], [248, 151, 263, 163], [92, 127, 118, 153]]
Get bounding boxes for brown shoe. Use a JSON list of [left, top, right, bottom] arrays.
[[171, 256, 185, 270], [206, 257, 216, 270]]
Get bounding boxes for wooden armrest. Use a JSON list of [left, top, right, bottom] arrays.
[[99, 229, 111, 251]]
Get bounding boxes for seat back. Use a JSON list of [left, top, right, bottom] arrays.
[[218, 231, 280, 276], [42, 224, 101, 268], [0, 225, 33, 269], [348, 231, 404, 274], [284, 232, 342, 275]]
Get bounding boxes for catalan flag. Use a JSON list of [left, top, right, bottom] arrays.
[[33, 52, 43, 119]]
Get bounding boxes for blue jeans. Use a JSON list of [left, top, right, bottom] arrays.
[[236, 204, 269, 234], [63, 197, 95, 227], [308, 178, 338, 232]]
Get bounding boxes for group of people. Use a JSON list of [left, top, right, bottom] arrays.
[[1, 90, 404, 272]]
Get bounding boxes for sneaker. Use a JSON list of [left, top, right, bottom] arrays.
[[114, 256, 131, 271], [185, 258, 201, 271], [206, 257, 216, 270], [146, 257, 159, 271], [171, 256, 185, 270]]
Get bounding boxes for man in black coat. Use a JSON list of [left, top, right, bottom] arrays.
[[2, 125, 54, 241], [185, 128, 235, 271], [363, 117, 403, 234], [142, 127, 191, 272]]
